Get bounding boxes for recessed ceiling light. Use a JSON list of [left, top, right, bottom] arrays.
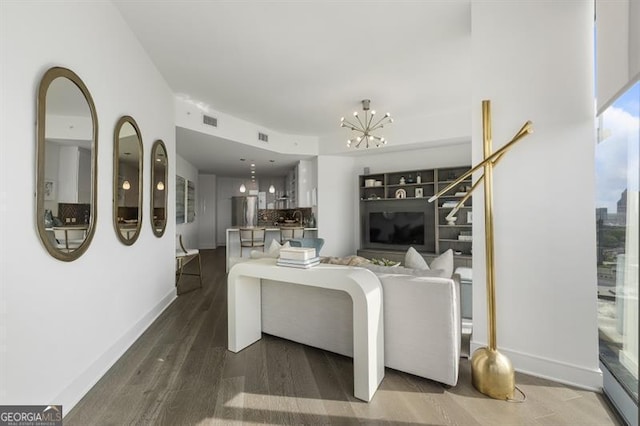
[[251, 163, 255, 167], [251, 170, 255, 174]]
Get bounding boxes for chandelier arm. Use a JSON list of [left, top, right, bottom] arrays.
[[341, 118, 360, 129], [370, 115, 389, 128], [355, 114, 367, 130], [369, 117, 391, 131], [366, 110, 375, 130]]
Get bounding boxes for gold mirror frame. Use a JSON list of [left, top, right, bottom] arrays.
[[113, 116, 143, 245], [36, 67, 98, 262], [150, 140, 168, 237]]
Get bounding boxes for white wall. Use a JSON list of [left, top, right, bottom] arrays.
[[198, 174, 217, 249], [176, 154, 198, 249], [352, 142, 471, 174], [316, 155, 356, 256], [596, 0, 640, 113], [471, 1, 600, 389], [0, 1, 176, 411]]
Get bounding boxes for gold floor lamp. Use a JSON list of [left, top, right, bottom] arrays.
[[429, 100, 533, 399]]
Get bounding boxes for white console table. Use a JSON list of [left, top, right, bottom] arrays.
[[227, 258, 384, 402]]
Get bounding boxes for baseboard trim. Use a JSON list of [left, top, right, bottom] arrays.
[[601, 361, 639, 426], [470, 340, 603, 391], [57, 289, 177, 415]]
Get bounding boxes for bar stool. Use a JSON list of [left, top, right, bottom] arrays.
[[280, 226, 305, 244], [239, 227, 266, 257]]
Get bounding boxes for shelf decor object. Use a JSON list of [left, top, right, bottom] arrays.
[[428, 100, 533, 400], [341, 99, 393, 149]]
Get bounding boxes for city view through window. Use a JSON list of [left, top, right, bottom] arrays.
[[596, 80, 639, 403]]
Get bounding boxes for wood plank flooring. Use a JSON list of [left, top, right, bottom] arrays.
[[65, 248, 623, 425]]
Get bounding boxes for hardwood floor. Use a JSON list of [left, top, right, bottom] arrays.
[[66, 248, 623, 425]]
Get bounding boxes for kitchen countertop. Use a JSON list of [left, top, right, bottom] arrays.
[[227, 226, 317, 231]]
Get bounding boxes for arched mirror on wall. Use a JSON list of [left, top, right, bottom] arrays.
[[113, 116, 143, 245], [36, 67, 98, 261], [150, 140, 168, 237]]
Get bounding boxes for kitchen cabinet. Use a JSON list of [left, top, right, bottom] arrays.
[[296, 159, 314, 208], [58, 145, 91, 203]]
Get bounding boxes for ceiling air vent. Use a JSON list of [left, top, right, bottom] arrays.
[[258, 132, 269, 142], [203, 114, 218, 127]]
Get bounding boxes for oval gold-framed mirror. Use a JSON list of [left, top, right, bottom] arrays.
[[150, 140, 168, 237], [36, 67, 98, 262], [113, 116, 143, 245]]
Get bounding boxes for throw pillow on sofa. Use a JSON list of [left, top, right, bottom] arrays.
[[405, 246, 429, 269], [404, 247, 454, 278]]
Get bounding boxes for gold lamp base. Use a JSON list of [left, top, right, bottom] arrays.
[[471, 347, 515, 400]]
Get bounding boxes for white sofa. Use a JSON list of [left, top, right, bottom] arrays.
[[259, 266, 461, 386]]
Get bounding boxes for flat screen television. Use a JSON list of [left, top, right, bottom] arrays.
[[369, 212, 425, 246]]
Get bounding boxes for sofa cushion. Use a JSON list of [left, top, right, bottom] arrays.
[[404, 247, 454, 278]]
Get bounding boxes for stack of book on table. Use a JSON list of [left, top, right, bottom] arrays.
[[277, 247, 319, 269]]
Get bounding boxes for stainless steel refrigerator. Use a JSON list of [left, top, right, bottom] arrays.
[[231, 196, 258, 227]]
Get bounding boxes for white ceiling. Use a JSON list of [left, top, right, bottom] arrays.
[[114, 1, 471, 176], [176, 126, 310, 177]]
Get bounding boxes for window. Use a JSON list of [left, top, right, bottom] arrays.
[[595, 80, 639, 404]]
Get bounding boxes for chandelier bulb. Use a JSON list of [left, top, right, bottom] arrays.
[[371, 110, 376, 115], [340, 117, 345, 122], [353, 111, 358, 117]]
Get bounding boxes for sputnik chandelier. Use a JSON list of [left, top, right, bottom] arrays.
[[340, 99, 393, 148]]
